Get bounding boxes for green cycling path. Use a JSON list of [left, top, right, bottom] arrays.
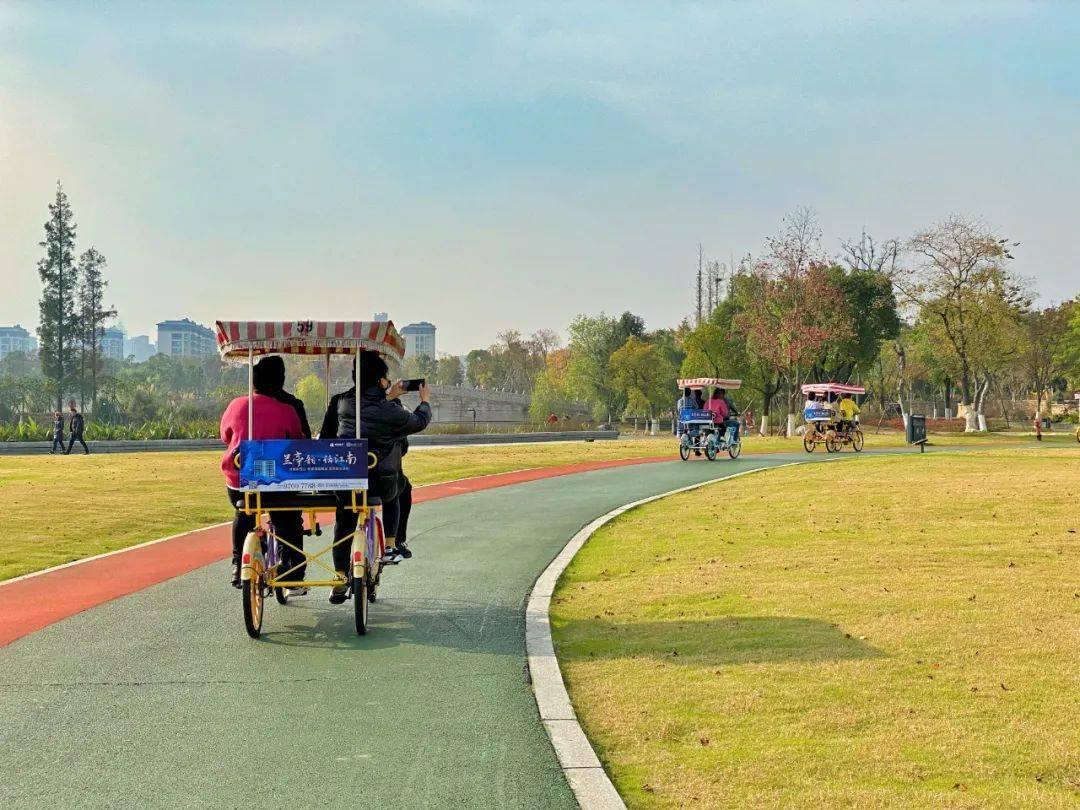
[[1, 449, 911, 808]]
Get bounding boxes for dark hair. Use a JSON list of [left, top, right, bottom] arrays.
[[359, 350, 390, 392], [717, 388, 726, 397], [683, 387, 691, 397], [807, 392, 816, 401], [253, 355, 285, 395]]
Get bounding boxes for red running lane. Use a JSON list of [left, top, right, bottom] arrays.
[[0, 455, 669, 648]]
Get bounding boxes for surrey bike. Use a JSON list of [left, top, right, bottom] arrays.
[[216, 319, 406, 638], [676, 377, 743, 461], [801, 382, 865, 453]]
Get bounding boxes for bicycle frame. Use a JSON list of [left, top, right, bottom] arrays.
[[239, 488, 375, 587]]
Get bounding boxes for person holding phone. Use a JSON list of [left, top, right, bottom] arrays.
[[319, 352, 431, 603]]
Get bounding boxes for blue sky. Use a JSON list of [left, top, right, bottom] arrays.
[[2, 1, 1078, 353]]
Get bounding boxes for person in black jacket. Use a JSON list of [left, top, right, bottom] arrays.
[[49, 410, 65, 454], [254, 355, 312, 438], [64, 400, 89, 454], [320, 351, 431, 604]]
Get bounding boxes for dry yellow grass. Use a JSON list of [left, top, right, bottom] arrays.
[[552, 448, 1080, 808]]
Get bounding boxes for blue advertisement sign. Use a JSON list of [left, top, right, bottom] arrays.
[[679, 408, 715, 423], [240, 438, 367, 491], [804, 406, 834, 422]]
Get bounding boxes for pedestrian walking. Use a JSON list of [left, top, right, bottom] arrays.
[[64, 399, 89, 455], [49, 410, 65, 454]]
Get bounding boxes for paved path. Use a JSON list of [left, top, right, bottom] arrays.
[[0, 448, 940, 807]]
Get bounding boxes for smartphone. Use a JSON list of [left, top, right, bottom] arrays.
[[403, 378, 426, 392]]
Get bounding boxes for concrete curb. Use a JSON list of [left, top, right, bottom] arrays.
[[525, 461, 807, 810]]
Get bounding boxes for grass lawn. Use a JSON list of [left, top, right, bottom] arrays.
[[0, 430, 1066, 581], [551, 447, 1080, 808]]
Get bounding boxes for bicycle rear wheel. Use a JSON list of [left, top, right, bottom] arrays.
[[242, 561, 265, 639], [852, 430, 864, 452], [353, 574, 368, 635]]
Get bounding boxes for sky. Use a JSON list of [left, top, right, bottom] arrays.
[[2, 1, 1078, 354]]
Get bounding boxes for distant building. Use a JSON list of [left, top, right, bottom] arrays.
[[0, 325, 37, 360], [101, 326, 125, 360], [156, 318, 216, 358], [400, 321, 436, 359], [373, 312, 388, 323], [124, 334, 156, 363]]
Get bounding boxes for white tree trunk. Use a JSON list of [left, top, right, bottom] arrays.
[[963, 405, 979, 432], [977, 413, 988, 432], [759, 412, 769, 436], [786, 412, 796, 437]]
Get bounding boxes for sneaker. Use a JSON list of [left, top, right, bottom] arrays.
[[381, 548, 402, 564], [329, 576, 349, 604], [395, 541, 412, 559], [286, 587, 309, 598]]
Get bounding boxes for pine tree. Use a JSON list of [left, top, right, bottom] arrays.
[[37, 182, 78, 411], [76, 247, 116, 411]]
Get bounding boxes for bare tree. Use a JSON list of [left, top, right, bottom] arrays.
[[695, 243, 704, 326]]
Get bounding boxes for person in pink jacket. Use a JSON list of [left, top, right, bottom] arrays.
[[705, 387, 729, 423], [220, 357, 306, 589]]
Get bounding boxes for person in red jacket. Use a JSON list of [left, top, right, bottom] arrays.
[[220, 357, 306, 589]]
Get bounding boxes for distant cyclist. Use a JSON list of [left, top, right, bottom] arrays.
[[837, 392, 860, 435]]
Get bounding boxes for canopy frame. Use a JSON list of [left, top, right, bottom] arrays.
[[677, 377, 742, 391], [215, 320, 405, 363], [220, 319, 405, 457], [801, 382, 866, 396]]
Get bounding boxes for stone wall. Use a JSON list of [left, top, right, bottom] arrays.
[[399, 385, 591, 423]]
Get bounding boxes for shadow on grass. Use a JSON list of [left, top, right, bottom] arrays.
[[554, 615, 883, 666]]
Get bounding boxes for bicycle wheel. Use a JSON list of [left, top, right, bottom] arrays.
[[274, 585, 288, 605], [803, 433, 816, 453], [852, 430, 864, 452], [728, 440, 741, 459], [825, 433, 840, 453], [353, 573, 368, 636], [679, 436, 691, 461], [705, 436, 718, 461], [242, 560, 265, 639]]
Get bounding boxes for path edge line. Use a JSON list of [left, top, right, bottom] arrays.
[[525, 461, 805, 810]]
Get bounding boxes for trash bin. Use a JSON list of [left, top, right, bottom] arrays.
[[907, 414, 927, 449]]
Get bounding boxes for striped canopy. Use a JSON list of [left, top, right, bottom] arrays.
[[677, 377, 742, 390], [801, 382, 866, 395], [215, 320, 406, 361]]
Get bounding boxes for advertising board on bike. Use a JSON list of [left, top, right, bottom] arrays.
[[240, 438, 368, 491]]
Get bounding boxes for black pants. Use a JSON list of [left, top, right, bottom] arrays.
[[226, 488, 305, 581], [66, 435, 89, 454], [51, 437, 64, 453], [331, 475, 413, 573]]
